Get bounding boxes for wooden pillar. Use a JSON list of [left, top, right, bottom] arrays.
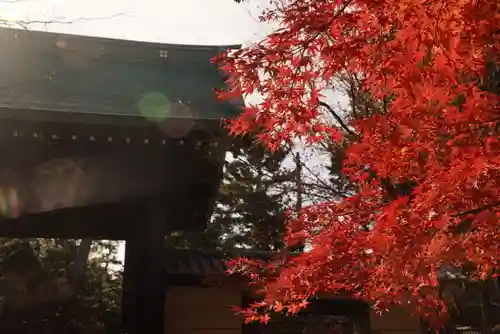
[[353, 307, 371, 334], [122, 199, 167, 334]]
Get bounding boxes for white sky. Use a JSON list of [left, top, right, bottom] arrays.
[[0, 0, 273, 45]]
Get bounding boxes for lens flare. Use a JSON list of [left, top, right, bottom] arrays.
[[138, 92, 172, 121], [139, 92, 195, 138], [158, 101, 196, 138]]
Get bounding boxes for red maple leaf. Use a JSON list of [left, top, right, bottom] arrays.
[[215, 0, 500, 328]]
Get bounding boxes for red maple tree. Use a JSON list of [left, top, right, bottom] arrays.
[[214, 0, 499, 327]]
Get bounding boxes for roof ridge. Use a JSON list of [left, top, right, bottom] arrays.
[[0, 26, 241, 50], [166, 247, 276, 258]]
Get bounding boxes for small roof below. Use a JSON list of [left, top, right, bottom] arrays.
[[165, 248, 273, 276], [165, 249, 475, 284], [0, 28, 242, 123]]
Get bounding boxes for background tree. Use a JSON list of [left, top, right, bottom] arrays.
[[0, 238, 122, 334], [213, 138, 294, 250], [168, 135, 295, 251]]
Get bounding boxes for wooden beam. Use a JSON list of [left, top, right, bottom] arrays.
[[0, 107, 222, 134], [0, 198, 145, 239], [0, 172, 218, 239]]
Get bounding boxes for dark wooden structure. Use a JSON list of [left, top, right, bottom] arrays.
[[0, 27, 241, 334]]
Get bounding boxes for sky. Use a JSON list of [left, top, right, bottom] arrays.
[[0, 0, 272, 45]]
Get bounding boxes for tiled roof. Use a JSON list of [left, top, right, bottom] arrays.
[[165, 249, 475, 283], [165, 248, 274, 276], [0, 28, 242, 122]]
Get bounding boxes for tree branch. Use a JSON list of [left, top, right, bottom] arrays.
[[454, 202, 500, 218], [0, 13, 127, 30], [318, 100, 357, 136]]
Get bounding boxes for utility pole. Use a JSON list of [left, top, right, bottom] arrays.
[[292, 152, 304, 253], [280, 150, 304, 262], [294, 152, 302, 215]]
